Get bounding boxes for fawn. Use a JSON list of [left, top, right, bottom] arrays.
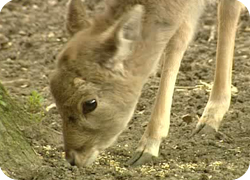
[[50, 0, 243, 167]]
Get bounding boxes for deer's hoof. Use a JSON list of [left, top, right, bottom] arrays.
[[127, 151, 155, 166]]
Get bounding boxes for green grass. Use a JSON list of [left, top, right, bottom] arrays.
[[0, 94, 7, 107], [27, 90, 45, 121]]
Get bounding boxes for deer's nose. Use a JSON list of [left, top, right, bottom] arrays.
[[65, 151, 76, 166], [68, 158, 76, 166]]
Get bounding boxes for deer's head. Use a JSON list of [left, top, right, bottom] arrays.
[[50, 0, 145, 167]]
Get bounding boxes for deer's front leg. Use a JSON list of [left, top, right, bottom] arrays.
[[194, 0, 242, 134], [129, 21, 195, 166]]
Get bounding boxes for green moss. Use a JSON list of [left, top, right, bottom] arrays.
[[0, 83, 42, 179]]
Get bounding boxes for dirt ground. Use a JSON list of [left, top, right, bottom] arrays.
[[0, 0, 250, 180]]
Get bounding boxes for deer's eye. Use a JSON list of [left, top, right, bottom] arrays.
[[68, 116, 76, 123], [82, 99, 97, 114]]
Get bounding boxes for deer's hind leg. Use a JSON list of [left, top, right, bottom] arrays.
[[194, 0, 242, 134], [128, 5, 204, 166]]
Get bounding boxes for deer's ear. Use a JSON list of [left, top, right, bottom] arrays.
[[66, 0, 91, 35], [115, 5, 144, 54], [101, 5, 144, 73]]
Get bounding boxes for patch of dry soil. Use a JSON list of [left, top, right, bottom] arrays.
[[0, 1, 249, 179]]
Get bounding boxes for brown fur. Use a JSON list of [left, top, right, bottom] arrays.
[[50, 0, 243, 167]]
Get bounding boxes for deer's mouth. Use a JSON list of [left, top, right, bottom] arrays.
[[66, 148, 100, 167]]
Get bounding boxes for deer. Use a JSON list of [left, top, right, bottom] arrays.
[[49, 0, 243, 167]]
